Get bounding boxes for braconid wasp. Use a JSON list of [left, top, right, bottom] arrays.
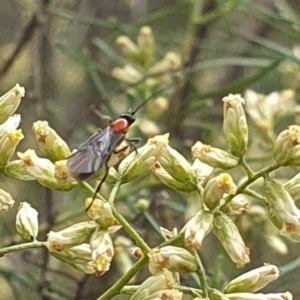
[[66, 92, 160, 210]]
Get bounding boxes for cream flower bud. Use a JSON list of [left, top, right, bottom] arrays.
[[148, 246, 198, 274], [112, 65, 143, 84], [15, 202, 39, 241], [265, 179, 300, 226], [4, 160, 35, 180], [265, 235, 288, 255], [153, 145, 197, 193], [223, 94, 248, 157], [147, 97, 169, 120], [0, 114, 21, 135], [85, 198, 116, 228], [90, 229, 114, 276], [152, 162, 183, 192], [0, 188, 15, 211], [116, 35, 138, 57], [273, 125, 300, 166], [191, 158, 214, 186], [49, 244, 98, 275], [214, 213, 250, 268], [137, 26, 156, 65], [202, 173, 237, 210], [182, 210, 214, 249], [284, 173, 300, 201], [130, 268, 176, 300], [224, 264, 279, 293], [221, 194, 250, 215], [209, 288, 230, 300], [46, 221, 97, 252], [142, 289, 183, 300], [18, 149, 77, 191], [118, 133, 169, 183], [32, 120, 71, 161], [0, 128, 23, 169], [191, 141, 239, 169], [148, 52, 181, 76], [0, 84, 25, 124], [225, 292, 293, 300]]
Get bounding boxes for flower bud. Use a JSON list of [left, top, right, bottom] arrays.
[[0, 114, 21, 133], [118, 133, 169, 183], [0, 188, 15, 211], [32, 120, 71, 161], [49, 244, 98, 275], [15, 202, 39, 241], [135, 198, 150, 212], [224, 264, 279, 293], [209, 288, 230, 300], [112, 65, 143, 85], [137, 26, 156, 65], [0, 128, 23, 170], [221, 194, 250, 215], [85, 198, 116, 228], [116, 35, 138, 58], [225, 292, 292, 300], [265, 179, 300, 226], [182, 210, 214, 249], [18, 149, 77, 191], [130, 268, 176, 300], [273, 125, 300, 166], [214, 213, 250, 268], [265, 235, 288, 255], [46, 221, 97, 252], [153, 145, 197, 193], [202, 173, 237, 210], [192, 141, 239, 169], [148, 52, 181, 76], [147, 97, 169, 120], [284, 173, 300, 201], [4, 160, 35, 180], [90, 229, 114, 276], [223, 94, 248, 157], [148, 246, 198, 274], [142, 290, 183, 300], [0, 83, 25, 124], [191, 158, 214, 187]]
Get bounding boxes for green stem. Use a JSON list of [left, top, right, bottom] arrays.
[[222, 161, 279, 208], [240, 155, 255, 178], [111, 204, 151, 254], [243, 188, 268, 206], [97, 256, 148, 300], [110, 181, 152, 254], [0, 241, 47, 257], [192, 249, 209, 298]]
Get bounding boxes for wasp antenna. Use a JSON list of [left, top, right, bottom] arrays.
[[131, 87, 166, 115]]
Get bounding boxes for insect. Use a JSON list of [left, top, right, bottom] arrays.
[[66, 96, 154, 211]]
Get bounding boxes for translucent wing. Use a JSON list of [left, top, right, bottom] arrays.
[[66, 126, 124, 181]]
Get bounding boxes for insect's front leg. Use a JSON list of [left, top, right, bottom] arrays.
[[126, 137, 141, 154], [86, 162, 110, 212]]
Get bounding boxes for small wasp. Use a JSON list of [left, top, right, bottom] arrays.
[[66, 95, 156, 210]]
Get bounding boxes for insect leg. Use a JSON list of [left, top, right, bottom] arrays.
[[126, 137, 141, 154], [85, 162, 110, 212]]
